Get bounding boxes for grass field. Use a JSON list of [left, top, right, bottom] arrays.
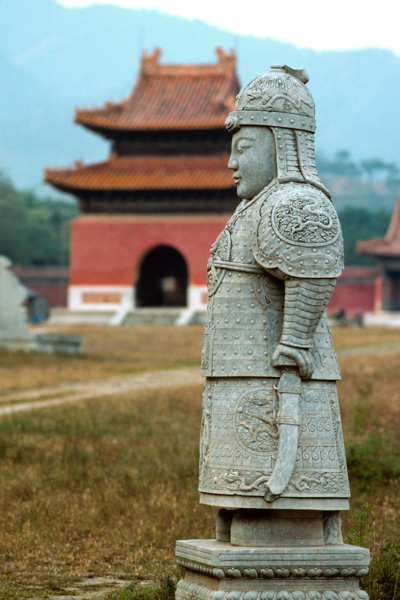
[[0, 325, 398, 599], [0, 326, 204, 393], [1, 324, 400, 393]]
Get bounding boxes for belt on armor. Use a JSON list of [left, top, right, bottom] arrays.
[[213, 259, 265, 275]]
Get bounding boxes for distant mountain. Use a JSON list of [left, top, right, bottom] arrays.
[[1, 0, 400, 205]]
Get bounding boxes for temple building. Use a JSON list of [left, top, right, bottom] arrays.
[[45, 47, 397, 324], [45, 48, 239, 314], [358, 198, 400, 312]]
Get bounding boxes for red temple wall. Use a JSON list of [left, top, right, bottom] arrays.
[[70, 216, 382, 314], [70, 214, 229, 286], [327, 282, 376, 315]]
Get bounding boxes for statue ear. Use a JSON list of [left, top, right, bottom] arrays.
[[225, 115, 240, 133]]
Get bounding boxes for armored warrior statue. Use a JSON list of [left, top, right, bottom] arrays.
[[199, 64, 350, 539], [176, 65, 369, 600]]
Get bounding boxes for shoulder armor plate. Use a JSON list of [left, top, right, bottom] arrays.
[[253, 183, 344, 279]]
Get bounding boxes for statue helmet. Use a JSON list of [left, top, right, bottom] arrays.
[[225, 65, 329, 197]]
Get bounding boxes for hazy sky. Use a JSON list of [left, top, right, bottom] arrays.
[[57, 0, 400, 55]]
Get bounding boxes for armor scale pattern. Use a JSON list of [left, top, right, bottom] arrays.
[[201, 184, 341, 380], [280, 279, 337, 349]]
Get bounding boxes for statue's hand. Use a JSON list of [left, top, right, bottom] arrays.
[[272, 343, 314, 379]]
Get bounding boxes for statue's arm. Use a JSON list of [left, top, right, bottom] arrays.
[[271, 277, 336, 378], [253, 189, 344, 379]]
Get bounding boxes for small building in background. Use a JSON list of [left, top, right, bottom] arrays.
[[12, 266, 68, 321], [45, 48, 239, 315], [13, 267, 69, 308], [358, 198, 400, 312]]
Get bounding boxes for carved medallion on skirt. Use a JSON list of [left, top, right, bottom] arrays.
[[199, 377, 350, 503]]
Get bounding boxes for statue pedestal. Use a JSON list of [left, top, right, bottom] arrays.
[[175, 539, 369, 600]]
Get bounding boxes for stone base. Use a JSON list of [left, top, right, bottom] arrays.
[[0, 335, 36, 352], [229, 510, 325, 547], [34, 333, 83, 355], [0, 333, 83, 355], [200, 494, 350, 512], [175, 540, 369, 600]]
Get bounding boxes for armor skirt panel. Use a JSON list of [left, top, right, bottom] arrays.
[[199, 376, 350, 511]]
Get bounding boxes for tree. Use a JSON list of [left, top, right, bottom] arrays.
[[338, 206, 390, 266], [361, 158, 400, 182], [316, 150, 360, 177], [0, 171, 79, 266]]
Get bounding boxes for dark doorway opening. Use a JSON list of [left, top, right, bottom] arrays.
[[135, 245, 188, 308], [388, 271, 400, 311]]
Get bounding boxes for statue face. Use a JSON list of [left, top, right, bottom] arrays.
[[228, 126, 276, 200]]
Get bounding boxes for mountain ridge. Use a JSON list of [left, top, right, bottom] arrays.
[[0, 0, 399, 201]]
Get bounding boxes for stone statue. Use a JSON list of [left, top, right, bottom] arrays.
[[199, 65, 349, 524], [175, 65, 369, 600]]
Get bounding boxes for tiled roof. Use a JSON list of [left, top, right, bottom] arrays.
[[44, 155, 235, 192], [358, 198, 400, 257], [75, 47, 238, 132]]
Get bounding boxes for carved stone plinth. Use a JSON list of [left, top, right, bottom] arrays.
[[176, 540, 369, 600]]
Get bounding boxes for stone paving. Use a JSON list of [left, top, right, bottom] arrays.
[[28, 576, 138, 600]]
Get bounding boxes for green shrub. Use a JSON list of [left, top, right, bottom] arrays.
[[346, 432, 400, 490], [347, 507, 400, 600], [347, 505, 374, 547]]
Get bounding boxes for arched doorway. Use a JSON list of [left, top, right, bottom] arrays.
[[135, 245, 188, 308]]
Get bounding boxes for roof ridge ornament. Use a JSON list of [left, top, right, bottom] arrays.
[[215, 47, 236, 68], [141, 48, 162, 74]]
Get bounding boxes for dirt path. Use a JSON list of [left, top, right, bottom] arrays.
[[336, 341, 400, 356], [1, 341, 400, 418], [0, 367, 202, 417]]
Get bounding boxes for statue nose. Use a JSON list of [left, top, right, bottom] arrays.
[[229, 157, 239, 169]]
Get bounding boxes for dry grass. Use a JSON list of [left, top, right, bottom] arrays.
[[2, 323, 398, 394], [339, 349, 400, 439], [331, 325, 400, 351], [0, 385, 210, 596], [338, 349, 400, 522], [0, 326, 398, 597], [0, 325, 204, 393]]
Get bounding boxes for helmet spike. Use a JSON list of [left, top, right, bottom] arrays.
[[282, 65, 309, 84]]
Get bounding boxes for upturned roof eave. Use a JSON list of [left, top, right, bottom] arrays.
[[75, 116, 230, 133], [44, 179, 236, 193], [357, 240, 400, 258], [44, 167, 236, 193]]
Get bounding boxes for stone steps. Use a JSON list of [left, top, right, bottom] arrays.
[[122, 308, 183, 327], [48, 308, 113, 325], [47, 308, 206, 327]]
